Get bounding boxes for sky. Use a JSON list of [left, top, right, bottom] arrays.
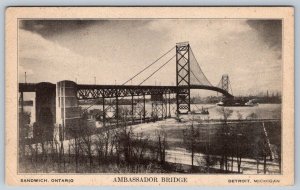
[[18, 19, 282, 96]]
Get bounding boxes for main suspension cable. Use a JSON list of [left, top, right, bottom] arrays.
[[189, 47, 212, 86], [102, 54, 175, 113], [138, 54, 176, 86], [122, 46, 175, 85], [190, 70, 203, 85], [81, 46, 175, 114], [104, 54, 176, 114]]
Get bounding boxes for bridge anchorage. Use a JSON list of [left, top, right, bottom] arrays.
[[19, 42, 233, 140]]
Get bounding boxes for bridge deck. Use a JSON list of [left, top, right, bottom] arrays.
[[19, 83, 233, 99]]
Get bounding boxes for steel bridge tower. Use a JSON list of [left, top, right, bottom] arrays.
[[221, 74, 229, 92], [176, 42, 190, 114]]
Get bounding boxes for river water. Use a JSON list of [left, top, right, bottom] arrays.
[[190, 103, 281, 120], [81, 103, 281, 120], [24, 103, 281, 174]]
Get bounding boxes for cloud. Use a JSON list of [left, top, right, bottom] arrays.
[[142, 19, 282, 92], [246, 20, 282, 50], [20, 20, 99, 37], [19, 29, 101, 84], [18, 19, 282, 95]]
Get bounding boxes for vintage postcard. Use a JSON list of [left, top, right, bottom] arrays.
[[5, 7, 294, 186]]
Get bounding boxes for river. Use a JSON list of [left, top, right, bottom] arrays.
[[81, 103, 281, 120]]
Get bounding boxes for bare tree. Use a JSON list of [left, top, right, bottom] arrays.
[[119, 126, 134, 164], [155, 130, 168, 166], [217, 107, 233, 122], [182, 113, 200, 172], [94, 132, 105, 166], [78, 113, 96, 172], [68, 128, 82, 173], [236, 133, 244, 173], [103, 130, 111, 160], [131, 132, 150, 163], [217, 107, 233, 172], [19, 111, 31, 159], [49, 124, 60, 170]]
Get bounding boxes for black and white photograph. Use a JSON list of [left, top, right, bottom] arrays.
[[5, 7, 294, 186]]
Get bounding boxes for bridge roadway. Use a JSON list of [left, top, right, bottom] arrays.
[[19, 82, 233, 99]]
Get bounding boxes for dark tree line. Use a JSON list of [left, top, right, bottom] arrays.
[[19, 107, 280, 174], [20, 107, 170, 173]]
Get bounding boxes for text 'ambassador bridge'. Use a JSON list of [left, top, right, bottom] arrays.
[[19, 42, 234, 140]]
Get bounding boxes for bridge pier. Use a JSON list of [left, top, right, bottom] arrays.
[[161, 101, 164, 119], [102, 96, 105, 127], [34, 82, 56, 142], [131, 95, 134, 124], [56, 80, 81, 140], [164, 93, 168, 118], [105, 97, 116, 126], [168, 93, 171, 118], [151, 93, 168, 121], [143, 94, 146, 121], [116, 96, 119, 126]]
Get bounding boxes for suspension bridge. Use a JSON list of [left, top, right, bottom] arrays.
[[19, 42, 234, 140]]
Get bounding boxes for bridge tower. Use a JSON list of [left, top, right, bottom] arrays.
[[176, 42, 190, 114], [221, 74, 229, 92], [218, 74, 234, 102]]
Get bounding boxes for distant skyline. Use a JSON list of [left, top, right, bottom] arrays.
[[19, 19, 282, 96]]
